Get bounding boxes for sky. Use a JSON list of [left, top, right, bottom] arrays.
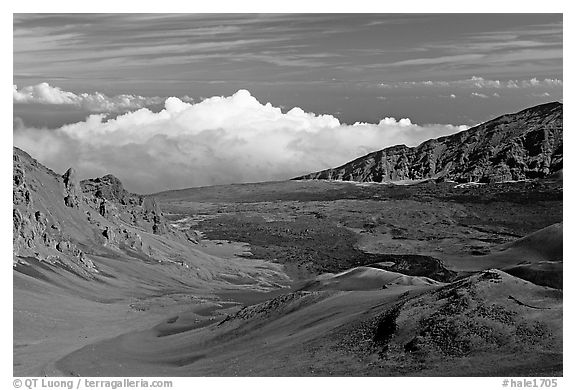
[[13, 13, 563, 193]]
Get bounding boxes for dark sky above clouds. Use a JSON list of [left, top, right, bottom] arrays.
[[13, 13, 563, 192], [14, 13, 562, 124]]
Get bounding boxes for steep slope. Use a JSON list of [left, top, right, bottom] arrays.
[[55, 269, 562, 376], [14, 144, 196, 267], [13, 146, 291, 289], [13, 146, 293, 376], [444, 222, 562, 271], [13, 147, 169, 276], [300, 266, 443, 291], [343, 269, 562, 376], [446, 223, 563, 289], [295, 102, 562, 184], [80, 174, 170, 237], [13, 148, 100, 276]]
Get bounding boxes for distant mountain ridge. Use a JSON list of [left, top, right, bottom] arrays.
[[295, 102, 563, 184]]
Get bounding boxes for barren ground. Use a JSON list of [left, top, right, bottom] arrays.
[[14, 178, 563, 376]]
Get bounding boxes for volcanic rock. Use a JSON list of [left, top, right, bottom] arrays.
[[295, 102, 563, 184], [62, 168, 81, 208], [81, 175, 169, 235], [82, 174, 130, 203], [102, 226, 115, 242], [13, 147, 95, 275], [13, 163, 30, 206], [142, 197, 167, 234]]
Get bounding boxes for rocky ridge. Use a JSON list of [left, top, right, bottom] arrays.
[[81, 174, 169, 236], [295, 102, 563, 184], [13, 147, 172, 275], [13, 149, 95, 275]]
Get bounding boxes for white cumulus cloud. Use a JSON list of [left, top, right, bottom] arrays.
[[13, 82, 194, 113], [378, 76, 563, 90], [13, 83, 78, 104], [14, 89, 468, 193], [470, 92, 489, 99]]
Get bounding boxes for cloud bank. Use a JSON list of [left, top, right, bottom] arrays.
[[378, 76, 563, 89], [13, 82, 194, 113], [14, 89, 468, 194]]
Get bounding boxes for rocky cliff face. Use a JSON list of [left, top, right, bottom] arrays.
[[13, 147, 172, 274], [62, 168, 81, 208], [295, 102, 563, 184], [81, 175, 169, 235], [13, 148, 96, 274]]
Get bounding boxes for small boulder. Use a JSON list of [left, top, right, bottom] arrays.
[[102, 226, 115, 241]]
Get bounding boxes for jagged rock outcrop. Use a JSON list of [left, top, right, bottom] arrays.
[[13, 154, 31, 206], [98, 198, 120, 219], [142, 197, 167, 234], [295, 102, 563, 184], [102, 226, 115, 241], [12, 146, 183, 281], [13, 149, 95, 273], [62, 167, 81, 208], [81, 175, 169, 235], [81, 174, 133, 204], [120, 228, 144, 250], [142, 197, 162, 215]]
